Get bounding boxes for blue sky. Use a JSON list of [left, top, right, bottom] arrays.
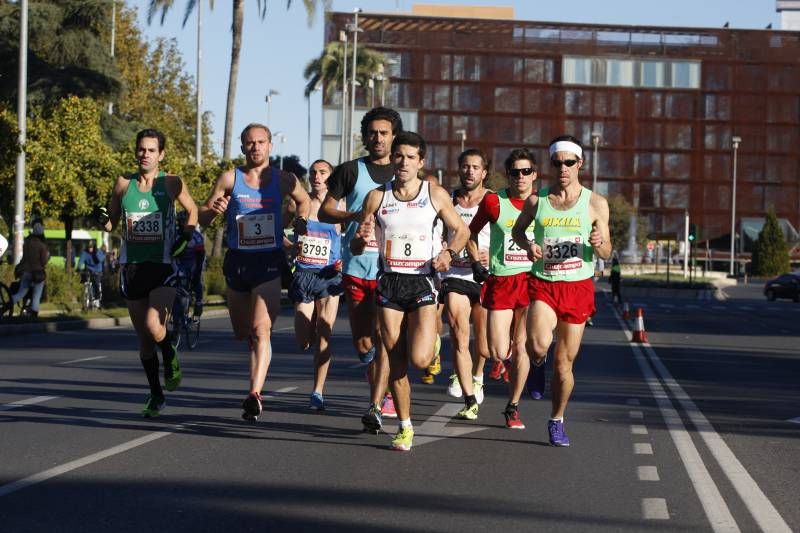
[[129, 0, 781, 164]]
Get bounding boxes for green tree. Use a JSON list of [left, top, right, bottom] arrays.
[[147, 0, 330, 160], [0, 1, 121, 109], [303, 41, 386, 100], [24, 96, 121, 268], [607, 194, 648, 257], [0, 106, 19, 227], [752, 209, 790, 276]]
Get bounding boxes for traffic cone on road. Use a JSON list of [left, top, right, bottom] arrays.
[[622, 302, 631, 320], [631, 307, 648, 343]]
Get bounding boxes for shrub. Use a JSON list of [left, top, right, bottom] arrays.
[[205, 256, 225, 296]]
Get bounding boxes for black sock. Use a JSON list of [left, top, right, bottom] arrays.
[[505, 401, 518, 413], [141, 353, 163, 398], [465, 394, 477, 407], [157, 333, 175, 362]]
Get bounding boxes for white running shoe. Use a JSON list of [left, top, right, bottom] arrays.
[[447, 374, 463, 398], [473, 379, 485, 405]]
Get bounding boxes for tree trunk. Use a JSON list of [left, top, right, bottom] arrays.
[[222, 0, 245, 161], [63, 215, 74, 272], [212, 226, 224, 257]]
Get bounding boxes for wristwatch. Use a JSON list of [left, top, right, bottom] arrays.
[[445, 248, 458, 261]]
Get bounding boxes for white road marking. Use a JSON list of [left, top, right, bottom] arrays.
[[0, 396, 59, 412], [0, 426, 181, 497], [786, 417, 800, 424], [626, 398, 640, 406], [638, 466, 660, 481], [631, 425, 648, 435], [634, 442, 653, 455], [642, 498, 670, 519], [613, 304, 789, 532], [381, 403, 489, 446], [629, 410, 644, 420], [262, 386, 297, 399], [57, 356, 107, 365]]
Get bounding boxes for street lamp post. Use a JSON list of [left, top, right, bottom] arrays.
[[730, 135, 742, 276], [591, 132, 601, 191], [266, 89, 279, 126], [273, 132, 287, 170], [339, 29, 348, 164], [194, 0, 202, 163], [13, 0, 29, 266], [307, 84, 320, 166], [348, 8, 363, 162], [455, 129, 466, 154]]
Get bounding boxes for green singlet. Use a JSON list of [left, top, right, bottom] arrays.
[[119, 172, 175, 264], [488, 189, 535, 277]]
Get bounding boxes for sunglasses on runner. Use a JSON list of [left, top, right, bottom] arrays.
[[551, 159, 579, 168], [508, 167, 534, 177]]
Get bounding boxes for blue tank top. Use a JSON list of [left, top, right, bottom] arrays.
[[342, 158, 382, 280], [295, 219, 341, 271], [226, 167, 283, 252]]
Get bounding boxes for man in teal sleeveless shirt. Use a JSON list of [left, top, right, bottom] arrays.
[[95, 129, 199, 417], [512, 135, 612, 446]]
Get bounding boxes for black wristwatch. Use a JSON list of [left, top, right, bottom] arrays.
[[445, 248, 458, 261]]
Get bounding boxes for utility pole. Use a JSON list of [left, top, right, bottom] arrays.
[[348, 9, 362, 160], [195, 1, 202, 164], [13, 0, 29, 266]]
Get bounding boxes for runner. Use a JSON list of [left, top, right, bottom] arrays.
[[440, 149, 491, 420], [512, 135, 612, 446], [318, 106, 403, 432], [355, 131, 469, 451], [95, 128, 198, 417], [199, 123, 311, 421], [289, 159, 344, 411], [468, 148, 538, 429]]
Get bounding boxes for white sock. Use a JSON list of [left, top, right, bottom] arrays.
[[473, 374, 483, 384], [550, 416, 564, 422], [399, 418, 412, 429]]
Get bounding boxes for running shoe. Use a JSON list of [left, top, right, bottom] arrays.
[[456, 402, 479, 420], [309, 391, 325, 411], [163, 349, 182, 392], [361, 404, 382, 434], [489, 360, 505, 381], [528, 358, 546, 400], [380, 393, 397, 418], [447, 374, 463, 398], [420, 371, 434, 384], [473, 379, 485, 405], [142, 394, 165, 418], [359, 345, 376, 364], [427, 352, 442, 377], [548, 419, 571, 447], [241, 392, 263, 422], [504, 407, 525, 429], [391, 426, 414, 451]]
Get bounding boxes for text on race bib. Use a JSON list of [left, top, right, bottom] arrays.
[[385, 232, 428, 269], [126, 212, 163, 242], [297, 235, 331, 265], [543, 235, 584, 274], [504, 230, 535, 265], [236, 213, 275, 249]]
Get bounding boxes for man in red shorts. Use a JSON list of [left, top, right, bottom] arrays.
[[512, 135, 611, 446], [468, 148, 538, 429]]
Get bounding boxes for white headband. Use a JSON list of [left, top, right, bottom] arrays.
[[549, 141, 583, 159]]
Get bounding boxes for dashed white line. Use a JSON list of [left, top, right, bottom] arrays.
[[57, 356, 107, 365], [629, 410, 644, 420], [634, 442, 653, 455], [262, 386, 298, 399], [631, 425, 648, 435], [0, 396, 59, 412], [638, 466, 660, 481], [787, 417, 800, 424], [626, 398, 641, 406], [642, 498, 670, 519]]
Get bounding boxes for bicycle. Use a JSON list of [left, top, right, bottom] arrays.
[[79, 270, 103, 312], [169, 269, 200, 350], [0, 280, 13, 321], [8, 279, 36, 319]]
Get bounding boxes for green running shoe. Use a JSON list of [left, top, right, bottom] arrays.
[[163, 351, 182, 392], [391, 426, 414, 451], [142, 394, 165, 418], [456, 402, 479, 420]]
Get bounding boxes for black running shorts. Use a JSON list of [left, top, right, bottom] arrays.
[[377, 272, 437, 312], [120, 262, 176, 300], [439, 277, 481, 306], [223, 249, 288, 292]]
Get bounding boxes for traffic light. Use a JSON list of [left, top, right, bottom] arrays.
[[688, 223, 698, 242]]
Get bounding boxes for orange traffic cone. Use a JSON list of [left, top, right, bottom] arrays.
[[632, 307, 648, 343], [622, 302, 631, 320]]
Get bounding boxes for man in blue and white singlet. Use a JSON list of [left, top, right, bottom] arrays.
[[200, 123, 311, 422], [356, 131, 470, 452], [289, 159, 344, 411]]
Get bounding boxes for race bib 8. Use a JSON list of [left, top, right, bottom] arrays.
[[236, 213, 276, 250], [543, 235, 584, 274], [126, 211, 163, 242], [385, 232, 428, 269], [297, 235, 331, 266]]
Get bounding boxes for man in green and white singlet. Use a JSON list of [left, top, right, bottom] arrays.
[[96, 129, 199, 418], [512, 135, 612, 447]]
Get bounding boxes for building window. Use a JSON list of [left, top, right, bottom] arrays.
[[664, 153, 691, 179], [495, 117, 522, 142], [563, 57, 593, 85], [564, 89, 592, 116], [423, 85, 450, 110], [640, 61, 664, 88], [704, 94, 730, 121], [671, 62, 700, 88], [522, 118, 545, 144], [606, 59, 634, 86], [490, 56, 524, 82], [453, 85, 481, 111], [495, 87, 521, 113], [423, 114, 449, 141], [662, 184, 689, 208], [524, 88, 557, 114], [453, 55, 482, 81], [524, 58, 554, 83], [564, 56, 699, 89]]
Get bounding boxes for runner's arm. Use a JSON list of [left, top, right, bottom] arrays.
[[198, 170, 235, 227], [350, 189, 381, 256], [431, 187, 469, 272], [589, 193, 613, 260], [102, 176, 128, 232], [171, 176, 199, 231], [511, 195, 539, 259]]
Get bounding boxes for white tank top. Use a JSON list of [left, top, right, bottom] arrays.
[[442, 197, 490, 281], [376, 180, 439, 275]]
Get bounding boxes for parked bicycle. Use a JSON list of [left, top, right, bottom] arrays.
[[79, 270, 103, 312], [169, 269, 200, 350]]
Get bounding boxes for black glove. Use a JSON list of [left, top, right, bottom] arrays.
[[293, 216, 308, 236], [93, 206, 110, 227], [472, 261, 489, 284], [171, 233, 190, 258]]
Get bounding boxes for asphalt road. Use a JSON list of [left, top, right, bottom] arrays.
[[0, 284, 797, 532]]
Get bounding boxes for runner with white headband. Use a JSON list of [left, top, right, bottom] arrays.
[[511, 134, 612, 446]]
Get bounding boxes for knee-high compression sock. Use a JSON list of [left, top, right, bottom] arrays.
[[141, 352, 163, 398], [156, 333, 176, 362]]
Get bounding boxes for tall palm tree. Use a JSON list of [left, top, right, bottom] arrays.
[[304, 41, 385, 101], [148, 0, 330, 160]]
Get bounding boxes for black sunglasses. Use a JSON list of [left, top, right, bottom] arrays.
[[551, 159, 578, 168], [508, 167, 534, 177]]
